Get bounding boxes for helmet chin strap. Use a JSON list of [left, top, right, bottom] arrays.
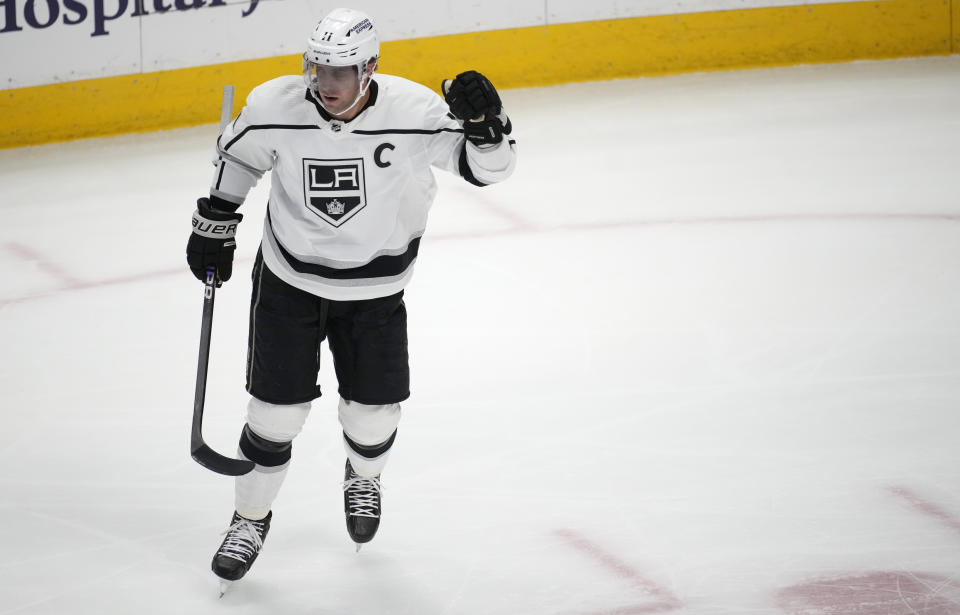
[[315, 68, 373, 118]]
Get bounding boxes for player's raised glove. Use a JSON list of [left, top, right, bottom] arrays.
[[186, 197, 242, 284], [442, 71, 512, 147]]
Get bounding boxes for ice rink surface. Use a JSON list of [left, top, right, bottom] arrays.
[[1, 56, 959, 614]]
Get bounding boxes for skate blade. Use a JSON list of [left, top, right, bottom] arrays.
[[218, 579, 233, 598], [355, 542, 363, 553]]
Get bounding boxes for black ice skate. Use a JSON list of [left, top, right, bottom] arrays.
[[343, 460, 382, 551], [211, 511, 271, 594]]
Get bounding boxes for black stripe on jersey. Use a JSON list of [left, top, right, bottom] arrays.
[[214, 158, 227, 191], [224, 125, 321, 150], [458, 145, 488, 187], [224, 124, 460, 149], [269, 209, 421, 280], [353, 128, 463, 136]]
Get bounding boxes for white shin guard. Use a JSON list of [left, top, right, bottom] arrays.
[[338, 398, 401, 478], [235, 453, 288, 521], [235, 398, 311, 520]]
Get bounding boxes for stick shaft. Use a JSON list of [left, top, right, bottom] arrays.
[[188, 85, 255, 477]]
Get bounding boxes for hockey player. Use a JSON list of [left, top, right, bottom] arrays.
[[185, 7, 516, 588]]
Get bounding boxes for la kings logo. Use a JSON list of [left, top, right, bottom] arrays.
[[302, 158, 367, 227]]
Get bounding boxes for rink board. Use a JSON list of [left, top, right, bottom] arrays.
[[0, 0, 955, 149]]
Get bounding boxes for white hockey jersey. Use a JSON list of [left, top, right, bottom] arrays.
[[210, 73, 517, 301]]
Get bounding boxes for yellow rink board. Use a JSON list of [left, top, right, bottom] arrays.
[[953, 0, 960, 49], [0, 0, 954, 149]]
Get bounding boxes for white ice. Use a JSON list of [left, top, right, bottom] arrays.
[[1, 57, 960, 615]]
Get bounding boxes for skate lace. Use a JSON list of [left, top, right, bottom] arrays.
[[343, 474, 382, 518], [217, 517, 265, 562]]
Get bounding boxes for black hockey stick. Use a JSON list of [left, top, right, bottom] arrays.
[[190, 266, 254, 476], [190, 86, 255, 477]]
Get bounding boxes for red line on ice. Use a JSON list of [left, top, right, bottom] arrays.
[[553, 528, 681, 613], [1, 240, 185, 307], [5, 241, 85, 287], [889, 485, 960, 535], [3, 212, 960, 305], [427, 211, 960, 242]]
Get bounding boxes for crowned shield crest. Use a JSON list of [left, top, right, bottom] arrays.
[[302, 158, 367, 227]]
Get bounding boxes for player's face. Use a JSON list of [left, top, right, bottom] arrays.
[[310, 64, 365, 118]]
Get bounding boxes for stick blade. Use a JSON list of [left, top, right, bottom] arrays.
[[191, 443, 255, 476]]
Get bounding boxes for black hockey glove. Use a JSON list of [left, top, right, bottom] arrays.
[[442, 71, 512, 147], [186, 197, 242, 284]]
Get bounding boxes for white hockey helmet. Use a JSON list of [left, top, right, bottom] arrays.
[[304, 8, 379, 70]]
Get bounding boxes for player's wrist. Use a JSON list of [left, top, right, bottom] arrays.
[[207, 194, 242, 214], [197, 197, 243, 224]]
